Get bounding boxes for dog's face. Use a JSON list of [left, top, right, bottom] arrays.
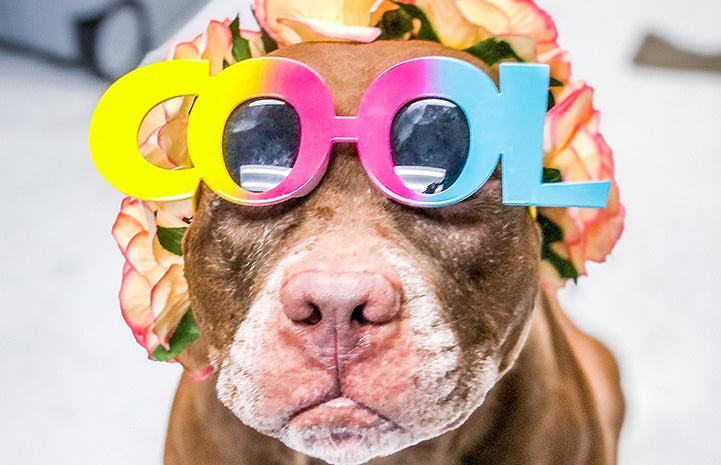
[[183, 41, 540, 465]]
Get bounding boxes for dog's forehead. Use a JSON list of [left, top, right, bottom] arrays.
[[269, 41, 495, 116]]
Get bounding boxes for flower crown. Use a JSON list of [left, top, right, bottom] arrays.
[[112, 0, 624, 377]]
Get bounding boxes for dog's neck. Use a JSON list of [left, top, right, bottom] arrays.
[[164, 299, 606, 465]]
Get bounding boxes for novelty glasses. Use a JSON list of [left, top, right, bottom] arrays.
[[90, 56, 610, 208]]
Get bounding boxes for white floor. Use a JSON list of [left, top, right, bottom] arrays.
[[1, 0, 720, 464]]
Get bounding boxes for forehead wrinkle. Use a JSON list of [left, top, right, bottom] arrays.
[[269, 41, 496, 116]]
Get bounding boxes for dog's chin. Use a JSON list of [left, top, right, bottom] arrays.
[[277, 399, 413, 465]]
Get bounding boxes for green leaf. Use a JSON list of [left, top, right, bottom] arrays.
[[537, 213, 578, 281], [376, 7, 414, 40], [464, 38, 523, 67], [393, 2, 440, 42], [229, 16, 252, 63], [547, 90, 556, 111], [156, 226, 186, 257], [543, 245, 579, 281], [542, 167, 562, 183], [537, 213, 563, 243], [547, 78, 563, 110], [248, 7, 278, 53], [259, 25, 278, 53], [152, 309, 201, 362]]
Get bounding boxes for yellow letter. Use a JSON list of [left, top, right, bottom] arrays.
[[89, 60, 210, 200]]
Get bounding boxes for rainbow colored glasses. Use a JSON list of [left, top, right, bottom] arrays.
[[90, 56, 610, 208]]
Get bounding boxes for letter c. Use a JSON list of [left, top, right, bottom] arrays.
[[89, 60, 210, 201]]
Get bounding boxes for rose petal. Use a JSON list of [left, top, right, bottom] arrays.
[[152, 236, 184, 268], [150, 264, 191, 346], [256, 0, 382, 45], [539, 259, 566, 289], [496, 34, 536, 61], [538, 43, 571, 84], [413, 0, 491, 48], [156, 114, 190, 168], [137, 105, 167, 145], [456, 0, 511, 32], [170, 41, 200, 60], [279, 17, 381, 42], [150, 199, 193, 226], [154, 210, 189, 229], [112, 213, 145, 253], [118, 198, 153, 231], [119, 266, 154, 339], [338, 0, 387, 25], [544, 82, 595, 156], [239, 29, 267, 57], [369, 0, 398, 24], [138, 125, 161, 152], [122, 231, 167, 284], [202, 20, 235, 74], [484, 0, 557, 42], [140, 142, 176, 170]]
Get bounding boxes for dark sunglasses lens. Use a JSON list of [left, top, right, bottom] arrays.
[[390, 98, 470, 194], [223, 98, 301, 192]]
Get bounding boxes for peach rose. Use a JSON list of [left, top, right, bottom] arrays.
[[113, 198, 212, 378], [254, 0, 396, 45], [113, 198, 189, 349], [399, 0, 570, 81], [539, 81, 625, 283], [138, 18, 264, 171]]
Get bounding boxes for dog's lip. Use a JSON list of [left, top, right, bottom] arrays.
[[288, 396, 399, 430]]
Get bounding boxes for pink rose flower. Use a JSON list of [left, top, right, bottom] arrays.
[[400, 0, 570, 81], [166, 18, 264, 73], [113, 198, 213, 378], [113, 198, 189, 349], [539, 81, 625, 283], [254, 0, 395, 45], [137, 19, 265, 171]]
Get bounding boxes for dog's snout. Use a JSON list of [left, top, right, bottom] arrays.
[[280, 270, 402, 352]]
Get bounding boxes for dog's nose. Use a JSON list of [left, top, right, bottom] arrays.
[[280, 270, 401, 352]]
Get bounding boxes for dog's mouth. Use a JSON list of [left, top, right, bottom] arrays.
[[290, 396, 396, 430], [288, 396, 402, 451]]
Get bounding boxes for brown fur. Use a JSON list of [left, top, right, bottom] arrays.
[[167, 41, 624, 465]]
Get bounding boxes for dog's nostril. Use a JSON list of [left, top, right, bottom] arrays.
[[350, 305, 369, 325], [295, 304, 323, 326]]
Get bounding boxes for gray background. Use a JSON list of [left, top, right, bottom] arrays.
[[1, 0, 720, 463]]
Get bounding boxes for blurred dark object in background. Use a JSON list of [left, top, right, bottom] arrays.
[[634, 32, 721, 74], [0, 0, 209, 79]]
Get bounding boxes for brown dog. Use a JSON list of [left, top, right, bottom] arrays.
[[165, 40, 624, 465]]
